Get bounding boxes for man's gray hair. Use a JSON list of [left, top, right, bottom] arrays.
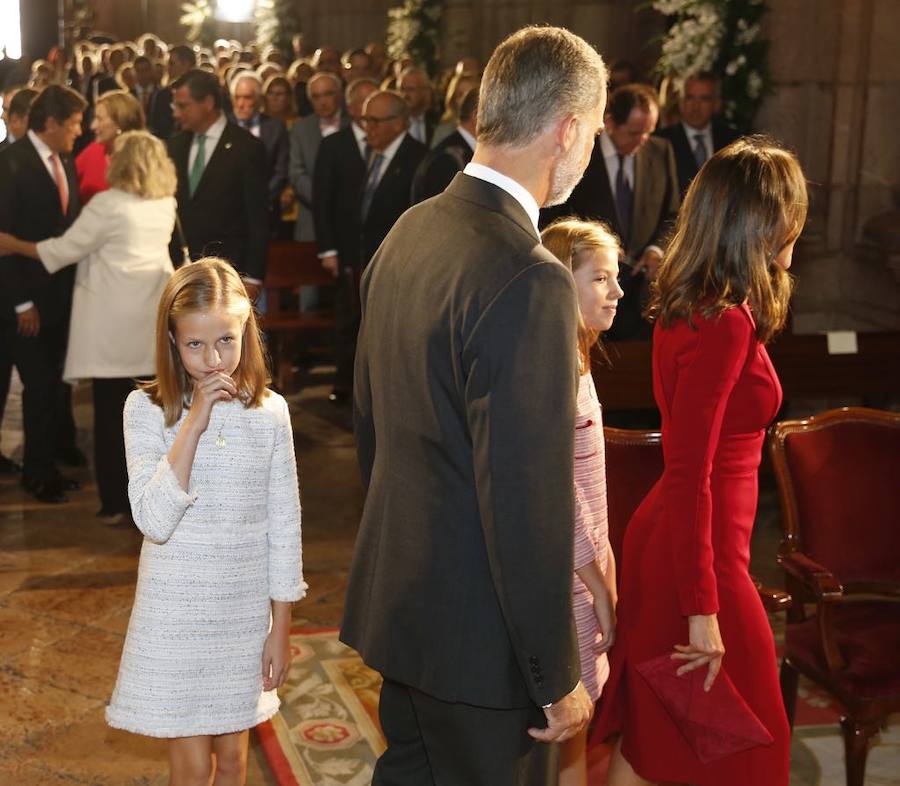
[[306, 70, 342, 98], [346, 77, 379, 104], [477, 26, 607, 148], [230, 70, 262, 97]]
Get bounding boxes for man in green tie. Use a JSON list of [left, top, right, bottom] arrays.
[[166, 70, 269, 294]]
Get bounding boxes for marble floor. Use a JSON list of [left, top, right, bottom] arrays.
[[0, 370, 896, 785]]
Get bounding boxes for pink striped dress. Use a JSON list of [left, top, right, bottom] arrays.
[[573, 371, 611, 701]]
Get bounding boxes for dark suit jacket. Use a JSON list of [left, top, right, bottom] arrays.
[[252, 113, 290, 206], [167, 120, 269, 280], [657, 119, 740, 197], [410, 129, 474, 204], [0, 137, 10, 153], [312, 125, 367, 268], [0, 136, 80, 324], [148, 86, 175, 140], [342, 172, 581, 708], [545, 134, 680, 340], [361, 133, 427, 266]]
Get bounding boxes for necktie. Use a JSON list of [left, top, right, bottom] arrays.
[[615, 153, 633, 243], [189, 134, 206, 197], [693, 133, 709, 168], [49, 153, 68, 216], [361, 153, 385, 220]]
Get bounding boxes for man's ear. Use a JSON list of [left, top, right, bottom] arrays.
[[556, 114, 579, 153]]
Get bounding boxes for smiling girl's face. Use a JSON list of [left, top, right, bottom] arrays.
[[172, 309, 244, 383], [572, 247, 625, 333]]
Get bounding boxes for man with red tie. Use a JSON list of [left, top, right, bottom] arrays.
[[0, 85, 87, 503]]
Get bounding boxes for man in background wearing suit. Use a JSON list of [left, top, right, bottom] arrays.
[[313, 77, 379, 404], [1, 87, 37, 151], [342, 26, 605, 783], [411, 86, 478, 203], [398, 66, 436, 146], [148, 45, 196, 140], [319, 89, 426, 406], [657, 71, 740, 197], [548, 83, 680, 342], [167, 70, 268, 292], [130, 55, 158, 119], [230, 72, 289, 227], [0, 86, 38, 476], [289, 71, 348, 244], [0, 86, 86, 502]]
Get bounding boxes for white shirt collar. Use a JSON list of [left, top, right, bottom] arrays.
[[28, 129, 54, 161], [599, 129, 622, 161], [199, 111, 227, 142], [457, 125, 476, 152], [682, 121, 712, 139], [462, 161, 540, 236], [375, 130, 406, 168]]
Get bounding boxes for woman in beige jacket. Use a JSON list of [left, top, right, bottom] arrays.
[[0, 130, 176, 522]]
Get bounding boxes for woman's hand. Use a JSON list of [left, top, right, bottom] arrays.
[[672, 613, 725, 691], [184, 371, 236, 434], [261, 626, 291, 691], [593, 588, 617, 653]]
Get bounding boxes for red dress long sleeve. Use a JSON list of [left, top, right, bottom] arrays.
[[593, 304, 791, 786], [75, 141, 110, 205]]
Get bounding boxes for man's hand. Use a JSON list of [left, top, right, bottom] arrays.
[[279, 185, 295, 209], [632, 247, 663, 281], [321, 254, 339, 278], [16, 306, 40, 337], [528, 680, 593, 743]]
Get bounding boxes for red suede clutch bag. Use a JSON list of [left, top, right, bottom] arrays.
[[635, 653, 774, 763]]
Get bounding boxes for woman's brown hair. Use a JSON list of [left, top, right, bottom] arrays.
[[541, 218, 623, 372], [143, 258, 269, 426], [648, 134, 808, 343]]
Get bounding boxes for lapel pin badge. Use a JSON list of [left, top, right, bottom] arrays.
[[225, 142, 233, 150]]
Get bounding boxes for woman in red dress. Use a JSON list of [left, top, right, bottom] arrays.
[[595, 136, 808, 786], [76, 89, 144, 204]]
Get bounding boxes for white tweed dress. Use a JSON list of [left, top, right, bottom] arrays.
[[106, 389, 306, 738]]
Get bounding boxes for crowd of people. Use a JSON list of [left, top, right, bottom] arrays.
[[0, 22, 807, 786]]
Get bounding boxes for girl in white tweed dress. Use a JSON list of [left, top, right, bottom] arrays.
[[106, 258, 306, 783]]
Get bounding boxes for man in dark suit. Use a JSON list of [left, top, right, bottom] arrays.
[[342, 26, 606, 782], [229, 71, 289, 224], [0, 85, 86, 502], [148, 45, 196, 140], [1, 87, 37, 151], [318, 89, 426, 405], [398, 66, 437, 146], [546, 83, 680, 342], [130, 55, 159, 119], [657, 71, 740, 197], [411, 86, 477, 203], [0, 86, 38, 475], [313, 78, 378, 402], [167, 70, 269, 291]]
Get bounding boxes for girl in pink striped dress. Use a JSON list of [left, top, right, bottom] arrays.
[[542, 218, 624, 786]]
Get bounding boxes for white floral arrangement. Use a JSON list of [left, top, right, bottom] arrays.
[[386, 0, 443, 77], [180, 0, 216, 46], [650, 0, 771, 131]]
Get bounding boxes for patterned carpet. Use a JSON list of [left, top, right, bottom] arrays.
[[259, 629, 899, 786]]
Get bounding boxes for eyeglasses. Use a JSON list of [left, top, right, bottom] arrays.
[[361, 114, 401, 126]]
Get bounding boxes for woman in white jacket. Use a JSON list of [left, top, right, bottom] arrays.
[[0, 130, 176, 522]]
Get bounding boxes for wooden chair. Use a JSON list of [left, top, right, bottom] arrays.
[[603, 427, 791, 612], [768, 407, 900, 786], [259, 241, 337, 391]]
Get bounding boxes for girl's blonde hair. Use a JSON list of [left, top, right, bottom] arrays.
[[648, 134, 808, 343], [541, 218, 623, 371], [107, 130, 178, 199], [143, 258, 269, 426]]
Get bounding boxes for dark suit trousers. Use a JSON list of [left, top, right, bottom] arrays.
[[333, 267, 361, 395], [92, 378, 134, 514], [2, 316, 71, 482], [0, 338, 11, 425], [374, 679, 559, 786]]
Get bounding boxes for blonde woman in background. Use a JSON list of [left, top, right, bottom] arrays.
[[76, 89, 145, 203], [0, 130, 177, 523], [430, 70, 480, 148]]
